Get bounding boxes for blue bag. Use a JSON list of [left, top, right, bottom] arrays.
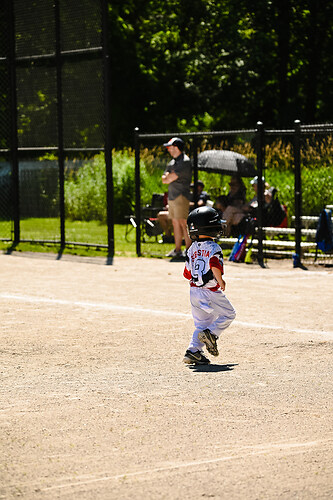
[[229, 234, 248, 262], [315, 209, 333, 253]]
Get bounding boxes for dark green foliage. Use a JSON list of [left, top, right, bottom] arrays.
[[108, 1, 333, 147]]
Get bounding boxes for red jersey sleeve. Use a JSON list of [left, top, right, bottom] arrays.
[[183, 266, 192, 280], [209, 255, 224, 274]]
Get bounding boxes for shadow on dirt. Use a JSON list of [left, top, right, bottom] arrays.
[[188, 363, 238, 373]]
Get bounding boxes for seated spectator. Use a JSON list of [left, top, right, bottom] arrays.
[[226, 175, 247, 208], [241, 176, 268, 215], [245, 176, 265, 212], [212, 176, 249, 237], [215, 195, 249, 237], [244, 176, 287, 228], [189, 180, 211, 208], [263, 187, 288, 227]]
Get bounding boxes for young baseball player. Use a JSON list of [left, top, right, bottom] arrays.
[[183, 206, 236, 365]]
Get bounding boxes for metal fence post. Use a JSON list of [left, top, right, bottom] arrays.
[[293, 119, 302, 267], [54, 0, 65, 248], [134, 128, 141, 256], [8, 0, 20, 244], [192, 136, 198, 207], [102, 0, 114, 260], [256, 121, 265, 268]]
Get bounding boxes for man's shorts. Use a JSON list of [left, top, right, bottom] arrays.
[[168, 195, 190, 220]]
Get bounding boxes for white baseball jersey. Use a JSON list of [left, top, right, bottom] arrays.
[[184, 238, 224, 291]]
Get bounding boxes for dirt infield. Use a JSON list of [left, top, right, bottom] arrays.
[[0, 252, 332, 499]]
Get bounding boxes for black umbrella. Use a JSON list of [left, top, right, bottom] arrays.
[[197, 150, 256, 177]]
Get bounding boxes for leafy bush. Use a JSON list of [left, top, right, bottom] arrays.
[[65, 149, 166, 223], [65, 151, 137, 223], [65, 155, 107, 222]]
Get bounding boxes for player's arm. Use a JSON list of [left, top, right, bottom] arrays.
[[211, 266, 225, 291], [162, 171, 178, 184], [210, 254, 225, 291]]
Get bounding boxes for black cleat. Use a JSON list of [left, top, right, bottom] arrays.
[[183, 350, 210, 365], [198, 329, 219, 356]]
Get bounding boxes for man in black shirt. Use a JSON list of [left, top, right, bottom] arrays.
[[161, 137, 192, 257]]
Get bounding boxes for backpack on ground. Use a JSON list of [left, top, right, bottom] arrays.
[[315, 208, 333, 255]]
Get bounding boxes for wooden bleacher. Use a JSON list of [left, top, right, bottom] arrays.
[[219, 207, 333, 262]]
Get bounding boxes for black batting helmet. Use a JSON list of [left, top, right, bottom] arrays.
[[187, 206, 226, 241]]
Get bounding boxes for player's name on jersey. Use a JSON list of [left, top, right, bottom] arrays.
[[190, 249, 210, 261]]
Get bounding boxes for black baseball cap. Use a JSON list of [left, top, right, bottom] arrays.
[[163, 137, 185, 151], [190, 180, 204, 188]]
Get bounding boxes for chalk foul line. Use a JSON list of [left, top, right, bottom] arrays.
[[40, 439, 325, 491], [1, 293, 333, 338]]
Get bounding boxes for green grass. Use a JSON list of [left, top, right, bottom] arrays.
[[0, 218, 176, 258], [17, 218, 109, 244]]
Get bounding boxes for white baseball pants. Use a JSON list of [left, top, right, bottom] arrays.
[[188, 287, 236, 352]]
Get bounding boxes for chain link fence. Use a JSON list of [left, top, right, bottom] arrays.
[[1, 1, 332, 266], [134, 123, 333, 266], [0, 0, 113, 255], [133, 129, 257, 259], [0, 3, 12, 241]]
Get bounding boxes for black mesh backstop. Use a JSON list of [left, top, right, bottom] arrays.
[[0, 0, 113, 256]]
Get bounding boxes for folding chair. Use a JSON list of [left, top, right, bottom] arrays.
[[124, 193, 165, 242]]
